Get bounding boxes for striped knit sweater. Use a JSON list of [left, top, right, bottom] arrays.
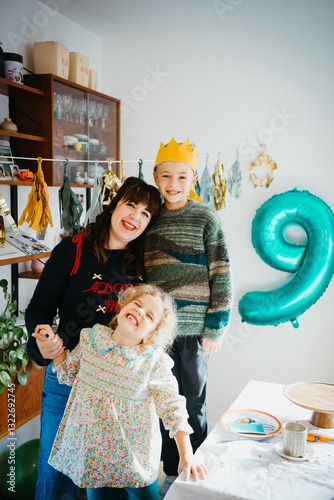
[[144, 199, 232, 341]]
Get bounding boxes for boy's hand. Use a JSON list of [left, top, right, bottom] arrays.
[[202, 338, 221, 355], [178, 453, 208, 481], [32, 324, 64, 360]]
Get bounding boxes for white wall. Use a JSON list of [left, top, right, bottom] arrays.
[[0, 0, 333, 451], [99, 0, 334, 425]]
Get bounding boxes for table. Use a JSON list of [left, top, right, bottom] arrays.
[[165, 380, 334, 500]]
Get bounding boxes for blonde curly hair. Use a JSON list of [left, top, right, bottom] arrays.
[[109, 284, 177, 350]]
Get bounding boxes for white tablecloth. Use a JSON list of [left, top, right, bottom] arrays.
[[165, 380, 334, 500]]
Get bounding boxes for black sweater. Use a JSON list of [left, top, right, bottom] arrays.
[[26, 236, 137, 366]]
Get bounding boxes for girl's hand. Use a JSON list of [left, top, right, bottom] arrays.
[[178, 453, 209, 481], [32, 324, 64, 360], [202, 337, 221, 355]]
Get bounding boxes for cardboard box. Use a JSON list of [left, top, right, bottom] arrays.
[[69, 52, 89, 87], [89, 69, 98, 91], [33, 41, 69, 79]]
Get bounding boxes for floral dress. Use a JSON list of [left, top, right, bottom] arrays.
[[48, 324, 192, 488]]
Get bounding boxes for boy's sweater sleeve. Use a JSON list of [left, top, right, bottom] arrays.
[[25, 238, 74, 366], [148, 353, 193, 438], [203, 212, 233, 342]]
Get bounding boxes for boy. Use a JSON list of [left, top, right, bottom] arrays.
[[144, 138, 233, 495]]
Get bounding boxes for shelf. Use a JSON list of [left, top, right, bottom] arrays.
[[0, 251, 51, 267], [18, 271, 43, 279], [0, 129, 45, 142], [0, 76, 44, 97], [0, 180, 33, 186]]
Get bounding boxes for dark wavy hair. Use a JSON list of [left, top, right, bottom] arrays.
[[84, 177, 161, 279]]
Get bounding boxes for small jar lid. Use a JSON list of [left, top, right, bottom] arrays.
[[4, 52, 23, 63]]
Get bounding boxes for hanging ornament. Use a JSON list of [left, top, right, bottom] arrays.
[[58, 159, 83, 235], [121, 159, 126, 183], [0, 207, 6, 246], [0, 191, 19, 235], [101, 158, 122, 206], [195, 169, 201, 198], [212, 152, 227, 210], [84, 160, 103, 225], [248, 144, 277, 188], [187, 169, 202, 202], [200, 154, 214, 207], [18, 157, 53, 233], [138, 159, 145, 180], [227, 149, 242, 199]]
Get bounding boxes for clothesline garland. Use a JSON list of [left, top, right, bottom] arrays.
[[9, 154, 221, 164]]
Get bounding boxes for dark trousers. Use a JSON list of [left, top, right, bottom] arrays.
[[36, 364, 86, 500], [86, 479, 159, 499], [160, 336, 209, 476]]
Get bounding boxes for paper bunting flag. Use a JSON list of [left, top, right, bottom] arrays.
[[101, 158, 122, 205], [138, 159, 145, 180], [187, 168, 202, 202], [227, 149, 242, 199], [18, 157, 53, 233], [58, 159, 83, 235], [200, 154, 214, 207], [121, 160, 126, 183], [84, 160, 103, 225], [212, 152, 227, 210]]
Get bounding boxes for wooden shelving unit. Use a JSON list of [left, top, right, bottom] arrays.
[[0, 129, 45, 142], [0, 74, 120, 438], [0, 251, 51, 267], [0, 76, 44, 97]]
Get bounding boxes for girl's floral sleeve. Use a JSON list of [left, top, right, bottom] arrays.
[[52, 329, 86, 385], [148, 352, 193, 438]]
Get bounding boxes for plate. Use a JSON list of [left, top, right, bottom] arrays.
[[275, 442, 314, 462], [74, 134, 88, 141], [221, 409, 282, 440]]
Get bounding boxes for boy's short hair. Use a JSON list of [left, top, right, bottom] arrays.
[[109, 284, 177, 350]]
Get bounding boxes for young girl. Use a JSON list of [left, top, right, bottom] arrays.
[[33, 284, 208, 500]]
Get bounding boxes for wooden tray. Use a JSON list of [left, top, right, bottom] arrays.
[[284, 381, 334, 428]]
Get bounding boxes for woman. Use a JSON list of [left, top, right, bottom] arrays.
[[25, 177, 161, 500]]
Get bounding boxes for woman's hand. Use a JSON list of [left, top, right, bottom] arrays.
[[32, 324, 64, 360], [178, 452, 209, 481]]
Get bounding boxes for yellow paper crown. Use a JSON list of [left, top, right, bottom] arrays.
[[154, 138, 198, 172]]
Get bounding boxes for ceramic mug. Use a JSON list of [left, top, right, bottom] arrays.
[[283, 422, 307, 457]]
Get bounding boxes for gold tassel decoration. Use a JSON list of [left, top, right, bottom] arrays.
[[121, 159, 126, 183], [101, 158, 122, 205], [212, 152, 226, 210], [18, 157, 53, 233]]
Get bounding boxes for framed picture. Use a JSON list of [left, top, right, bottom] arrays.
[[0, 163, 12, 180], [10, 164, 20, 180], [0, 146, 14, 163]]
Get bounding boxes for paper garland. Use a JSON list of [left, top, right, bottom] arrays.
[[58, 160, 83, 235], [101, 158, 122, 205], [84, 160, 103, 224], [18, 157, 53, 233], [212, 152, 227, 210], [248, 145, 277, 188], [227, 149, 242, 199]]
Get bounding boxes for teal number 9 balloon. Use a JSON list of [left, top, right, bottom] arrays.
[[239, 189, 334, 328]]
